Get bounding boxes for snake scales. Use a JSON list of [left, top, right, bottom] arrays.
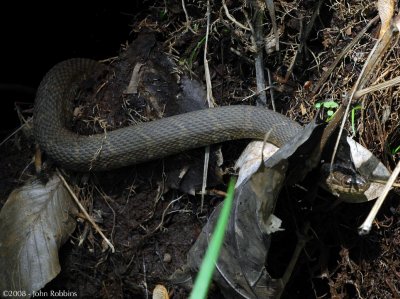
[[33, 58, 303, 171]]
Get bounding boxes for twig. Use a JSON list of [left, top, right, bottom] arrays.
[[353, 75, 400, 100], [1, 102, 33, 147], [18, 158, 34, 181], [302, 0, 323, 44], [151, 197, 182, 233], [310, 16, 379, 98], [229, 47, 253, 64], [0, 120, 31, 147], [285, 0, 323, 82], [265, 0, 279, 51], [241, 86, 273, 102], [143, 256, 149, 299], [329, 18, 399, 172], [56, 169, 115, 253], [246, 2, 267, 106], [201, 0, 214, 212], [94, 185, 117, 244], [275, 223, 310, 299], [201, 145, 211, 212], [181, 0, 196, 34], [203, 0, 215, 108], [267, 68, 276, 111], [221, 0, 250, 31], [370, 179, 400, 188], [359, 160, 400, 235]]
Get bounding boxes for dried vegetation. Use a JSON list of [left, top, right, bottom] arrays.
[[1, 0, 400, 298]]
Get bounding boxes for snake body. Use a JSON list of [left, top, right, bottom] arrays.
[[34, 58, 303, 171]]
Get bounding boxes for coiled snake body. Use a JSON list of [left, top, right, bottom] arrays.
[[34, 58, 303, 171]]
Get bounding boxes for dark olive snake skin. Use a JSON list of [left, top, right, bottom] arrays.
[[33, 58, 304, 171]]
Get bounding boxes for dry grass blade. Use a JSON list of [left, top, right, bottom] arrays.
[[359, 160, 400, 235], [0, 101, 33, 147], [353, 75, 400, 99], [182, 0, 196, 34], [0, 121, 30, 147], [330, 16, 399, 171], [201, 0, 214, 212], [310, 16, 379, 97], [250, 0, 268, 106], [56, 169, 115, 253]]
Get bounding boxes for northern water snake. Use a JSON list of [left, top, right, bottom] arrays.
[[33, 58, 369, 198], [34, 58, 305, 171]]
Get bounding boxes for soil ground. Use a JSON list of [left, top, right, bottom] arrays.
[[1, 1, 400, 298]]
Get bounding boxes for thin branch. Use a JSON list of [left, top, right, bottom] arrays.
[[201, 0, 215, 212], [0, 119, 31, 147], [182, 0, 196, 34], [203, 0, 215, 108], [330, 18, 399, 172], [359, 160, 400, 235], [222, 0, 251, 31], [151, 197, 182, 233], [57, 169, 115, 253], [353, 75, 400, 100], [275, 224, 310, 299], [265, 0, 279, 51], [285, 0, 323, 82], [245, 3, 267, 106], [267, 68, 276, 111], [310, 16, 379, 97]]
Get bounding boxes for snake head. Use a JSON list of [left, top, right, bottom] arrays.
[[321, 164, 371, 201]]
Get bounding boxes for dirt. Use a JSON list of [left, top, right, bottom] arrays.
[[1, 0, 400, 298]]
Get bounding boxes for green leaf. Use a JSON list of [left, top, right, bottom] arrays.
[[392, 144, 400, 154], [189, 178, 236, 299], [315, 101, 339, 121], [324, 101, 339, 108], [315, 101, 338, 109]]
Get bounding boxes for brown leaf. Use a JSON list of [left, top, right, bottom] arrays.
[[0, 176, 77, 296]]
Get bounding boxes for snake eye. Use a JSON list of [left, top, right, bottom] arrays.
[[344, 177, 353, 186]]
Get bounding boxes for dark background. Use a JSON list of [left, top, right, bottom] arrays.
[[0, 3, 146, 136]]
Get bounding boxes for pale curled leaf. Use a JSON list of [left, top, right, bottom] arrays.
[[234, 141, 279, 188], [0, 175, 77, 295], [377, 0, 395, 38], [265, 214, 284, 234], [347, 137, 391, 202]]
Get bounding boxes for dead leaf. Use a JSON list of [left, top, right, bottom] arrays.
[[300, 103, 307, 115], [235, 141, 279, 187], [0, 175, 77, 295], [377, 0, 395, 38], [346, 137, 391, 202]]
